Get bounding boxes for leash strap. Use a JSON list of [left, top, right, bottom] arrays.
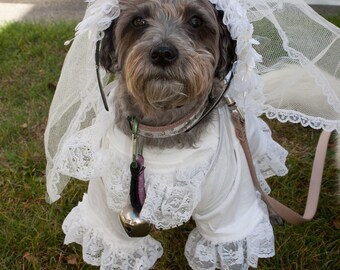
[[226, 97, 331, 225]]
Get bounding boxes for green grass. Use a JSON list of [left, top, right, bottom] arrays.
[[327, 15, 340, 27], [0, 18, 339, 270]]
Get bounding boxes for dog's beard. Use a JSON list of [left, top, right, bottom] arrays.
[[144, 79, 188, 110], [124, 46, 215, 115]]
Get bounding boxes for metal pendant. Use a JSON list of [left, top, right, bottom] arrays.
[[119, 204, 153, 238], [119, 117, 153, 238]]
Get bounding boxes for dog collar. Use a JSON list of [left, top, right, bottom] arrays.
[[128, 100, 208, 138]]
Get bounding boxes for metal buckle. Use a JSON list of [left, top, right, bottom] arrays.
[[225, 96, 245, 123]]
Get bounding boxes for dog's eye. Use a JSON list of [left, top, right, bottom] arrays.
[[189, 16, 203, 28], [132, 17, 147, 27]]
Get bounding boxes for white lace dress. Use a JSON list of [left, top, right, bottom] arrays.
[[58, 104, 288, 269]]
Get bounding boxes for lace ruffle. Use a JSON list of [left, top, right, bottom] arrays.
[[265, 107, 340, 132], [62, 205, 163, 269], [76, 0, 120, 40], [140, 158, 212, 230], [56, 131, 98, 181], [185, 201, 275, 270], [101, 153, 131, 212], [211, 0, 265, 115]]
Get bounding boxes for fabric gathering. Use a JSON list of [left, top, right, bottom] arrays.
[[44, 0, 340, 269]]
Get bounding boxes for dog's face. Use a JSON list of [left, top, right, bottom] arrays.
[[101, 0, 235, 117]]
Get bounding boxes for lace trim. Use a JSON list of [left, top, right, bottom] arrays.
[[101, 153, 131, 212], [140, 158, 212, 230], [264, 106, 340, 132], [76, 0, 120, 40], [62, 205, 163, 269], [185, 201, 275, 270], [57, 132, 97, 181], [211, 0, 265, 115]]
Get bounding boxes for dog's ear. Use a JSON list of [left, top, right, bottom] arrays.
[[100, 20, 118, 73], [215, 10, 236, 80]]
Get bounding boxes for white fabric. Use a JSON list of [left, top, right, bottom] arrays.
[[58, 86, 288, 268]]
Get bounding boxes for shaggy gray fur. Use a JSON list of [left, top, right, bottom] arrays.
[[100, 0, 235, 148]]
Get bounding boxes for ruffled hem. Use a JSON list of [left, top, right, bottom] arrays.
[[185, 201, 274, 270], [264, 107, 340, 132], [62, 206, 163, 269]]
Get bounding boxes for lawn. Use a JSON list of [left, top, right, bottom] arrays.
[[0, 15, 339, 270]]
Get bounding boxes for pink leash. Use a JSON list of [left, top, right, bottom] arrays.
[[227, 97, 332, 225]]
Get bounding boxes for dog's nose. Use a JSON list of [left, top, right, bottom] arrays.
[[150, 43, 178, 67]]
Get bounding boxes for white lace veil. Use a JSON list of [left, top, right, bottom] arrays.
[[45, 0, 340, 203]]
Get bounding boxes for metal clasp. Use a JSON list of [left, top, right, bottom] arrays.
[[225, 96, 245, 123], [131, 117, 139, 169]]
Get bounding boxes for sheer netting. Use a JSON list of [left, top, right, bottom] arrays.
[[44, 33, 112, 202], [250, 1, 340, 130]]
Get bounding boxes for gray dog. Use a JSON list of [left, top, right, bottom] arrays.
[[59, 0, 288, 269]]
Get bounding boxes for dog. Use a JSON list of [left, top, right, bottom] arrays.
[[60, 0, 288, 269]]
